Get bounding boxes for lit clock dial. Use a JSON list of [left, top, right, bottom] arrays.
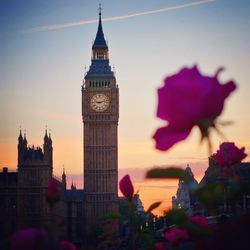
[[90, 93, 110, 112]]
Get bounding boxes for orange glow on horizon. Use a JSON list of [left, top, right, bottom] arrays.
[[1, 134, 250, 217]]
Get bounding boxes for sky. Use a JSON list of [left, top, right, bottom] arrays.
[[1, 0, 250, 214]]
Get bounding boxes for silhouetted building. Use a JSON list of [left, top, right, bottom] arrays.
[[199, 156, 250, 214], [17, 130, 56, 229], [0, 7, 119, 243], [172, 165, 200, 215], [65, 182, 85, 243], [133, 194, 145, 215], [82, 8, 119, 234], [0, 167, 18, 239], [172, 160, 250, 216], [0, 130, 84, 241]]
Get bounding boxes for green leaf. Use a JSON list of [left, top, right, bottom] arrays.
[[146, 201, 162, 213], [165, 209, 188, 226], [194, 183, 224, 211], [102, 211, 120, 220], [146, 167, 190, 181]]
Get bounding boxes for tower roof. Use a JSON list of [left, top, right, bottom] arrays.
[[92, 7, 108, 49], [62, 168, 66, 178], [44, 129, 49, 141], [18, 129, 23, 142], [23, 131, 27, 143], [85, 60, 114, 78]]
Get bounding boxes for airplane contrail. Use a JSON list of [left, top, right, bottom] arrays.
[[24, 0, 216, 33]]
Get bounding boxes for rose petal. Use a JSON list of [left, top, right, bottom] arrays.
[[59, 240, 76, 250], [119, 175, 134, 198], [46, 178, 61, 205], [11, 228, 47, 250], [154, 242, 166, 250], [157, 66, 206, 124], [165, 228, 189, 245], [153, 124, 192, 150], [214, 142, 247, 167], [189, 215, 209, 228], [154, 65, 237, 151]]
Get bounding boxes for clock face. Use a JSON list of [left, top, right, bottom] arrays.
[[90, 93, 110, 112]]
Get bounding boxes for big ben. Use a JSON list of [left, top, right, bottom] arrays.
[[82, 7, 119, 232]]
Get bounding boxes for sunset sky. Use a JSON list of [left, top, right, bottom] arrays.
[[1, 0, 250, 214]]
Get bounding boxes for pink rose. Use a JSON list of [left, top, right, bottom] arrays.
[[10, 228, 47, 250], [165, 227, 189, 245], [46, 178, 61, 206], [153, 66, 236, 151], [214, 142, 247, 167], [154, 242, 166, 250], [59, 240, 76, 250], [189, 215, 209, 228], [119, 175, 134, 198]]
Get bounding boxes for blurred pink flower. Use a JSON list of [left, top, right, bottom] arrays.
[[153, 65, 236, 151], [59, 240, 76, 250], [189, 215, 209, 228], [165, 227, 189, 245], [119, 175, 134, 198], [10, 228, 47, 250], [154, 242, 166, 250], [214, 142, 247, 167], [46, 178, 61, 206]]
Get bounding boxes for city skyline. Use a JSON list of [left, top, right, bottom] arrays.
[[1, 0, 250, 214]]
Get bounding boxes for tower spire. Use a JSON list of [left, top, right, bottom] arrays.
[[18, 126, 23, 142], [82, 6, 119, 233], [23, 129, 27, 144], [92, 4, 107, 49], [62, 166, 66, 190], [44, 128, 49, 141], [19, 127, 22, 135], [62, 167, 66, 177]]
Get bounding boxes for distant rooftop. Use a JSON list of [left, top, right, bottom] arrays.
[[65, 189, 85, 201], [0, 167, 18, 186]]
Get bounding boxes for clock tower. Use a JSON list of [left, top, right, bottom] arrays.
[[82, 8, 119, 232]]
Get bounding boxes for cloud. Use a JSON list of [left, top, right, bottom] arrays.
[[24, 0, 216, 33]]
